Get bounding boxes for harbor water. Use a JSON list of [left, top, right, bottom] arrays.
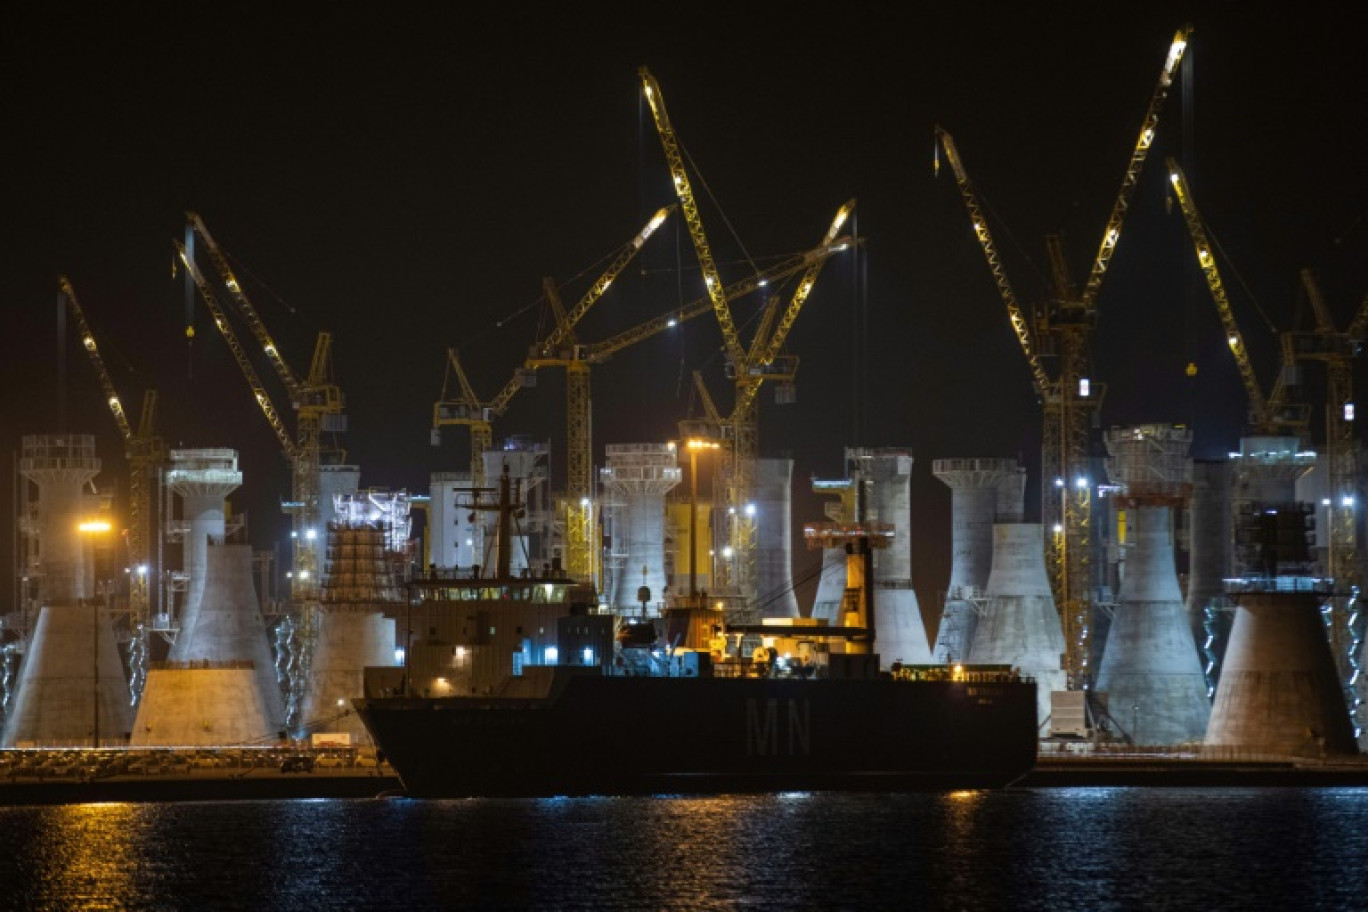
[[2, 788, 1367, 910]]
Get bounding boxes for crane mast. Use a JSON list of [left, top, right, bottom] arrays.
[[58, 276, 166, 625]]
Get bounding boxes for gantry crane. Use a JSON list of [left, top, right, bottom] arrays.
[[935, 24, 1191, 689], [58, 276, 166, 627], [184, 213, 346, 608], [640, 65, 855, 600]]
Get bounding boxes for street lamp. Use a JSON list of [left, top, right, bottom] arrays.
[[683, 439, 720, 603], [79, 518, 112, 748]]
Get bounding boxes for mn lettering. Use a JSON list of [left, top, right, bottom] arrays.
[[746, 697, 811, 756]]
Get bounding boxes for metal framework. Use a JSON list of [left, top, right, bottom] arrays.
[[935, 25, 1190, 689], [58, 276, 166, 625]]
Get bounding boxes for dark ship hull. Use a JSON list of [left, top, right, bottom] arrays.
[[354, 668, 1038, 798]]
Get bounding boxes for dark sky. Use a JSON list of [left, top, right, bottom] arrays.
[[3, 3, 1366, 615]]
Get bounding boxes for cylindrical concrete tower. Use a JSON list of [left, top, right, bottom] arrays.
[[602, 444, 681, 612], [971, 522, 1067, 725], [481, 441, 548, 576], [165, 448, 242, 629], [931, 458, 1018, 663], [997, 466, 1028, 523], [849, 448, 931, 666], [19, 434, 102, 604], [1206, 588, 1358, 757], [1096, 425, 1209, 745], [754, 458, 799, 617], [300, 490, 407, 744], [809, 478, 855, 623]]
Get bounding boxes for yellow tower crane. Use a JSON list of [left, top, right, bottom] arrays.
[[521, 206, 674, 583], [58, 276, 166, 626], [184, 212, 346, 608], [640, 65, 855, 600], [935, 24, 1191, 689], [1165, 162, 1308, 438]]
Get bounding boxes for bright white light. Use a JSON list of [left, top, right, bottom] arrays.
[[722, 547, 734, 559], [394, 648, 405, 664], [667, 318, 678, 328], [1227, 333, 1238, 347], [298, 570, 310, 580], [1054, 477, 1065, 488], [465, 539, 473, 547], [1323, 498, 1333, 507], [137, 564, 148, 575], [1344, 496, 1357, 509], [579, 497, 590, 507], [745, 504, 756, 516], [582, 647, 595, 665], [1052, 523, 1064, 534], [1075, 477, 1088, 490], [1079, 378, 1090, 398], [544, 646, 559, 664], [1347, 403, 1356, 422], [336, 698, 345, 707], [305, 529, 317, 540]]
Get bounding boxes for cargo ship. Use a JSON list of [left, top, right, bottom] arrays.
[[354, 469, 1038, 797]]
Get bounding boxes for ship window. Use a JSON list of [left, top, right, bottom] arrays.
[[582, 646, 595, 665], [544, 646, 559, 664], [512, 651, 524, 676], [489, 626, 496, 636]]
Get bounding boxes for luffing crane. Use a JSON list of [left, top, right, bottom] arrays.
[[184, 213, 346, 608], [521, 206, 674, 582], [935, 24, 1191, 689], [58, 276, 166, 630], [433, 224, 850, 585], [1165, 162, 1308, 439], [640, 65, 854, 600]]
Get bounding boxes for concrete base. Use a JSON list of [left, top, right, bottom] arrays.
[[874, 587, 932, 667], [967, 595, 1066, 726], [131, 666, 278, 746], [932, 599, 979, 665], [1206, 591, 1358, 757], [1, 603, 132, 748], [299, 612, 396, 745], [1095, 600, 1211, 746], [171, 543, 285, 730]]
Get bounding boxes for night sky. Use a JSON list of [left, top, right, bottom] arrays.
[[3, 3, 1365, 619]]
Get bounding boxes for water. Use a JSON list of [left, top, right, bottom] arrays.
[[2, 788, 1368, 910]]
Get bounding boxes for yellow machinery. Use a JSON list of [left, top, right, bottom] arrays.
[[639, 65, 854, 600], [58, 276, 166, 629], [935, 25, 1191, 689]]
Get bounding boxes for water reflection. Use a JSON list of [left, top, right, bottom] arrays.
[[1, 790, 1367, 910]]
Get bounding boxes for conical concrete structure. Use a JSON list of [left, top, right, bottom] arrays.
[[1207, 588, 1358, 757], [1206, 503, 1358, 757], [132, 449, 284, 745], [299, 490, 407, 745], [754, 458, 799, 617], [602, 444, 681, 612], [3, 434, 131, 747], [1096, 425, 1209, 745], [1, 603, 132, 747], [969, 523, 1066, 725], [931, 458, 1018, 664]]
